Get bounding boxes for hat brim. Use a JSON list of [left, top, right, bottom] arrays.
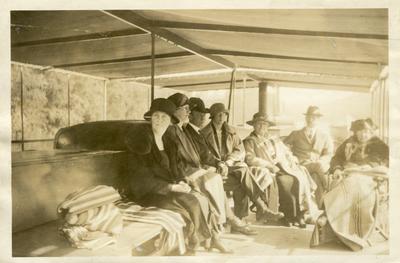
[[144, 110, 179, 124], [246, 120, 276, 126], [192, 108, 210, 114], [209, 110, 229, 119], [303, 113, 323, 117]]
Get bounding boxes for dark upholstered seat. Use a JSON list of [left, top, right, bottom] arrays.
[[54, 120, 148, 151]]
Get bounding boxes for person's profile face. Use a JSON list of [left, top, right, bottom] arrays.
[[174, 105, 190, 123], [190, 110, 208, 128], [305, 115, 320, 128], [254, 121, 269, 137], [212, 112, 228, 126], [151, 111, 171, 134]]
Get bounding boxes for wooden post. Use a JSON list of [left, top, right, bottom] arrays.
[[242, 77, 247, 126], [151, 33, 155, 101], [227, 69, 236, 124], [259, 81, 268, 114], [20, 68, 24, 151]]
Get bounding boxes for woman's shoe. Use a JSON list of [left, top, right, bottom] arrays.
[[208, 238, 234, 254], [297, 217, 307, 229], [184, 248, 196, 256], [279, 218, 292, 227]]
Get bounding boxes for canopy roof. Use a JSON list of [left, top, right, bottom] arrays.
[[11, 9, 388, 92]]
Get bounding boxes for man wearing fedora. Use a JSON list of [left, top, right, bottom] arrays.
[[284, 106, 334, 207], [244, 112, 318, 227], [201, 103, 283, 222], [185, 97, 258, 235]]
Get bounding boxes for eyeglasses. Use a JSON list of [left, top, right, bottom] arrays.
[[177, 105, 190, 112]]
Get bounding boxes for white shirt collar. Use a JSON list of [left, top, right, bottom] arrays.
[[189, 122, 201, 133]]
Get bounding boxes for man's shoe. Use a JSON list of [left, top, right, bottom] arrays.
[[260, 209, 284, 221]]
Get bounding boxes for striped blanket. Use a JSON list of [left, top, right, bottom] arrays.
[[58, 185, 123, 250], [117, 201, 186, 255], [58, 185, 121, 215], [311, 174, 379, 251]]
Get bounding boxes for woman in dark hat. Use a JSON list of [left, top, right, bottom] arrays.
[[311, 118, 389, 251], [124, 98, 225, 255], [243, 112, 317, 228]]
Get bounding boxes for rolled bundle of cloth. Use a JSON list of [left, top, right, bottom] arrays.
[[57, 185, 123, 249], [116, 201, 186, 256], [59, 224, 116, 250]]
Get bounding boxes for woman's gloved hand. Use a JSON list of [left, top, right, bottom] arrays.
[[170, 182, 192, 193]]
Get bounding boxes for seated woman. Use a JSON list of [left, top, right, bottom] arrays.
[[243, 112, 318, 228], [124, 98, 229, 255], [310, 118, 389, 251]]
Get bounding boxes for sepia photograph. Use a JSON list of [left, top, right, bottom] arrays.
[[1, 1, 399, 262]]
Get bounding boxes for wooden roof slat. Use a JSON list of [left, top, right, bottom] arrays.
[[11, 11, 135, 44], [220, 55, 381, 79], [101, 10, 236, 69], [65, 56, 222, 79], [12, 34, 183, 67], [168, 29, 388, 64], [12, 28, 147, 48], [137, 9, 388, 35], [152, 20, 387, 40]]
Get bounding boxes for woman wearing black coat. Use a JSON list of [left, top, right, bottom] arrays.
[[124, 98, 229, 255]]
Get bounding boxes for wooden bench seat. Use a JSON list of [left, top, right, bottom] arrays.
[[13, 219, 163, 256]]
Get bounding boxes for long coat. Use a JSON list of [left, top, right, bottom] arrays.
[[165, 124, 227, 224], [284, 128, 334, 165], [184, 123, 220, 168], [124, 123, 215, 246], [243, 132, 317, 215], [200, 122, 245, 163]]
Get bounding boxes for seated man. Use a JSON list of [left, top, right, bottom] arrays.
[[185, 97, 257, 235], [284, 106, 334, 207], [200, 103, 283, 222], [243, 112, 318, 227]]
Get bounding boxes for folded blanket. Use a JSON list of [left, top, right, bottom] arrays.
[[58, 185, 121, 215], [118, 204, 186, 255]]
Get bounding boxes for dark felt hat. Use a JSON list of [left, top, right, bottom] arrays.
[[167, 93, 189, 108], [188, 97, 210, 113], [246, 112, 276, 126], [144, 98, 179, 124], [304, 106, 323, 117], [350, 118, 376, 132], [209, 103, 229, 119]]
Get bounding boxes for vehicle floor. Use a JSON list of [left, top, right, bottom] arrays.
[[195, 213, 389, 256]]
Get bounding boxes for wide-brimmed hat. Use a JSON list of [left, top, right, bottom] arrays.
[[188, 97, 210, 113], [167, 93, 189, 108], [144, 98, 179, 124], [350, 118, 376, 132], [246, 112, 276, 126], [209, 103, 229, 119], [304, 106, 323, 117]]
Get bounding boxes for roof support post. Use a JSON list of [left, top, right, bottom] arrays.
[[259, 82, 268, 114], [151, 32, 155, 102]]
